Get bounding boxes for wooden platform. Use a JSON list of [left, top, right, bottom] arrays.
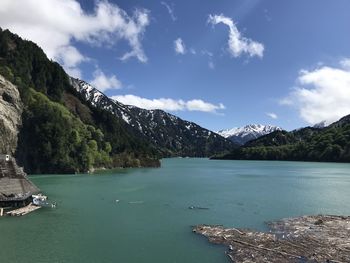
[[6, 203, 41, 216]]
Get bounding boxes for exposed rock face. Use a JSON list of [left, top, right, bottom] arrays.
[[0, 75, 23, 154]]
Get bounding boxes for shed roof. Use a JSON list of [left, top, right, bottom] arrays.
[[0, 178, 40, 201], [0, 157, 40, 201]]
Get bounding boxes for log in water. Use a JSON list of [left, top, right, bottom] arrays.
[[193, 215, 350, 263]]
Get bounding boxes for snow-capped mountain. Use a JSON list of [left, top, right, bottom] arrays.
[[217, 124, 282, 145], [70, 78, 235, 156]]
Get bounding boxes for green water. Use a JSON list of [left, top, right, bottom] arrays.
[[1, 158, 350, 263]]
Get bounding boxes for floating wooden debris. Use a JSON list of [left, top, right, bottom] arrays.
[[188, 206, 209, 210], [6, 203, 41, 216], [193, 215, 350, 263], [128, 201, 144, 204]]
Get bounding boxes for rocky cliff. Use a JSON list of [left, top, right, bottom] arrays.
[[0, 74, 22, 155]]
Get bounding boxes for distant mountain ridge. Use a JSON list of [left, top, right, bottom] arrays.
[[213, 114, 350, 163], [70, 78, 236, 157], [217, 124, 282, 145]]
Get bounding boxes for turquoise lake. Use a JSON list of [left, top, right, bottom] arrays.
[[1, 158, 350, 263]]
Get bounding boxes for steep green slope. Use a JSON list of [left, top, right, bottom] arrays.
[[0, 28, 234, 173], [214, 116, 350, 162], [17, 89, 112, 174], [0, 28, 159, 173]]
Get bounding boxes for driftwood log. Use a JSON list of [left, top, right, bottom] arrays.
[[193, 215, 350, 263]]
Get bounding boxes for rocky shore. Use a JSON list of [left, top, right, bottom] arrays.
[[193, 215, 350, 263]]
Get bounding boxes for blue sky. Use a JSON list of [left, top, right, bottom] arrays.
[[1, 0, 350, 131]]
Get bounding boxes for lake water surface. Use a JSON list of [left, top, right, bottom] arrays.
[[1, 158, 350, 263]]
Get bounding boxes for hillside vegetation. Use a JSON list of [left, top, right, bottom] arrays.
[[0, 28, 159, 173], [71, 78, 235, 158], [213, 116, 350, 162]]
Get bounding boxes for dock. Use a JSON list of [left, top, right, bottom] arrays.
[[6, 203, 41, 216]]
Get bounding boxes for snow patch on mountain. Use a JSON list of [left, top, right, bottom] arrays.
[[69, 77, 235, 156], [217, 124, 282, 145]]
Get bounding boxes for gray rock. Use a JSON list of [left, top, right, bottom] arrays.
[[0, 75, 23, 154]]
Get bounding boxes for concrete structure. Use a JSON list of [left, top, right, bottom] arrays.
[[0, 154, 40, 208]]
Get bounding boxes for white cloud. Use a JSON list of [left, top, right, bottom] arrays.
[[0, 0, 150, 77], [208, 14, 264, 58], [208, 61, 215, 69], [201, 50, 213, 57], [161, 2, 177, 21], [57, 45, 87, 78], [266, 112, 278, 119], [281, 59, 350, 125], [174, 38, 186, 54], [111, 95, 225, 113], [90, 69, 122, 92], [186, 99, 225, 112], [279, 97, 293, 106], [340, 58, 350, 70]]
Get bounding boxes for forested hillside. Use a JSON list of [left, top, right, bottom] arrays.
[[213, 116, 350, 162], [71, 78, 235, 157], [0, 28, 233, 174], [0, 28, 159, 173]]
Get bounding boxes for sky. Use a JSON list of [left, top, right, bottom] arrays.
[[0, 0, 350, 131]]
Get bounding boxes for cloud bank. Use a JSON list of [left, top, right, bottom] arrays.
[[340, 58, 350, 70], [174, 38, 186, 54], [0, 0, 150, 77], [281, 59, 350, 125], [112, 95, 225, 113], [208, 14, 264, 58]]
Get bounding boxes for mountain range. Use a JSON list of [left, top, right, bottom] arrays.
[[214, 115, 350, 162], [2, 28, 349, 174], [217, 124, 282, 145], [70, 78, 235, 157], [0, 28, 234, 173]]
